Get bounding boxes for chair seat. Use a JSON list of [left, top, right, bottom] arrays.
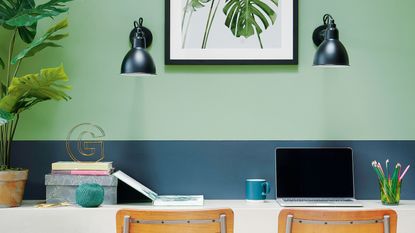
[[116, 209, 234, 233], [278, 209, 397, 233]]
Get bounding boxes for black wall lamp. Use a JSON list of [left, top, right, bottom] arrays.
[[312, 14, 349, 67], [121, 18, 156, 76]]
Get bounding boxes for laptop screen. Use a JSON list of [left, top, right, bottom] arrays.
[[276, 148, 354, 198]]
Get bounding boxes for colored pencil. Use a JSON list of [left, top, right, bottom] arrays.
[[399, 165, 411, 182]]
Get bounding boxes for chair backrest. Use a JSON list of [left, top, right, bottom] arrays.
[[278, 209, 397, 233], [116, 208, 234, 233]]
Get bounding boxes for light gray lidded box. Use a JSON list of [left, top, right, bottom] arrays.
[[45, 174, 118, 204]]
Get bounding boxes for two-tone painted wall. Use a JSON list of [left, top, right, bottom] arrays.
[[1, 0, 415, 200]]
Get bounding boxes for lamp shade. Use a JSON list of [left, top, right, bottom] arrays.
[[121, 47, 156, 76], [313, 39, 349, 67], [121, 18, 156, 77], [313, 15, 349, 67]]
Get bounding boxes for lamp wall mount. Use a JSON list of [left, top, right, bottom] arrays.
[[312, 14, 334, 46], [129, 18, 153, 48]]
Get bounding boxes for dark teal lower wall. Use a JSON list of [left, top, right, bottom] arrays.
[[11, 141, 415, 202]]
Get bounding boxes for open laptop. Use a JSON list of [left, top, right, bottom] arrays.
[[113, 171, 203, 206], [276, 148, 363, 207]]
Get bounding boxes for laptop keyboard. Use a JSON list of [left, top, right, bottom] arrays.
[[282, 198, 354, 202]]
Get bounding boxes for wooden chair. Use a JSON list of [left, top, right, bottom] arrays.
[[116, 208, 234, 233], [278, 209, 397, 233]]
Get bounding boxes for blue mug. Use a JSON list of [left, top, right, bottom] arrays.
[[246, 179, 270, 202]]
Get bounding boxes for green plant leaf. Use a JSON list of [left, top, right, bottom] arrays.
[[1, 82, 7, 94], [0, 0, 37, 43], [46, 18, 68, 33], [47, 33, 69, 40], [223, 0, 278, 38], [0, 57, 4, 69], [26, 42, 62, 57], [18, 22, 37, 43], [0, 109, 14, 126], [3, 64, 71, 114], [5, 0, 72, 27], [11, 18, 68, 64]]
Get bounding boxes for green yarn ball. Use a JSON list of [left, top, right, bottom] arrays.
[[76, 183, 104, 208]]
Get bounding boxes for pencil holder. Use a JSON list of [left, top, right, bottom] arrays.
[[372, 159, 410, 206], [379, 181, 401, 205]]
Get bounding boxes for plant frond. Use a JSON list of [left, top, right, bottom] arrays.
[[5, 0, 72, 27], [11, 18, 68, 64], [4, 64, 71, 114]]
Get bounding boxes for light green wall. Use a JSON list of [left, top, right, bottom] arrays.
[[1, 0, 415, 140]]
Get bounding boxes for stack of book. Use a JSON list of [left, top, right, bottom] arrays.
[[51, 161, 113, 176]]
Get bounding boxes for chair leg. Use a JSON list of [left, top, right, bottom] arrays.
[[220, 214, 227, 233], [123, 216, 130, 233], [384, 215, 390, 233], [285, 215, 294, 233]]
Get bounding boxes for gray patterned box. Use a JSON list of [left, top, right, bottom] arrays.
[[45, 174, 118, 204]]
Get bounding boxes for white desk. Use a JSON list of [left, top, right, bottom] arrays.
[[0, 200, 414, 233]]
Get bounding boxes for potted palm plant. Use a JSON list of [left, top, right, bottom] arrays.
[[0, 0, 72, 207]]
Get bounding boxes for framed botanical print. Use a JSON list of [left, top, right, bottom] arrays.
[[165, 0, 298, 65]]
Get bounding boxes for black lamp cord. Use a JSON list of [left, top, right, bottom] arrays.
[[134, 17, 145, 39], [323, 14, 335, 26], [132, 17, 147, 48]]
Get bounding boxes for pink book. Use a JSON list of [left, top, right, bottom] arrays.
[[52, 170, 111, 176]]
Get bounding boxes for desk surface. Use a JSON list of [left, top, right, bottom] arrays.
[[10, 199, 415, 209], [1, 200, 415, 233]]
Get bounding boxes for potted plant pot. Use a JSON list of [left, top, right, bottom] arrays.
[[0, 169, 28, 207]]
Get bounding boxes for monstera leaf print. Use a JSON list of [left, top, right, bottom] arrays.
[[223, 0, 278, 48], [182, 0, 211, 30], [188, 0, 212, 11], [182, 0, 213, 48]]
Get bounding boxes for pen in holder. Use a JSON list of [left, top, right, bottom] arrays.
[[372, 159, 410, 205]]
